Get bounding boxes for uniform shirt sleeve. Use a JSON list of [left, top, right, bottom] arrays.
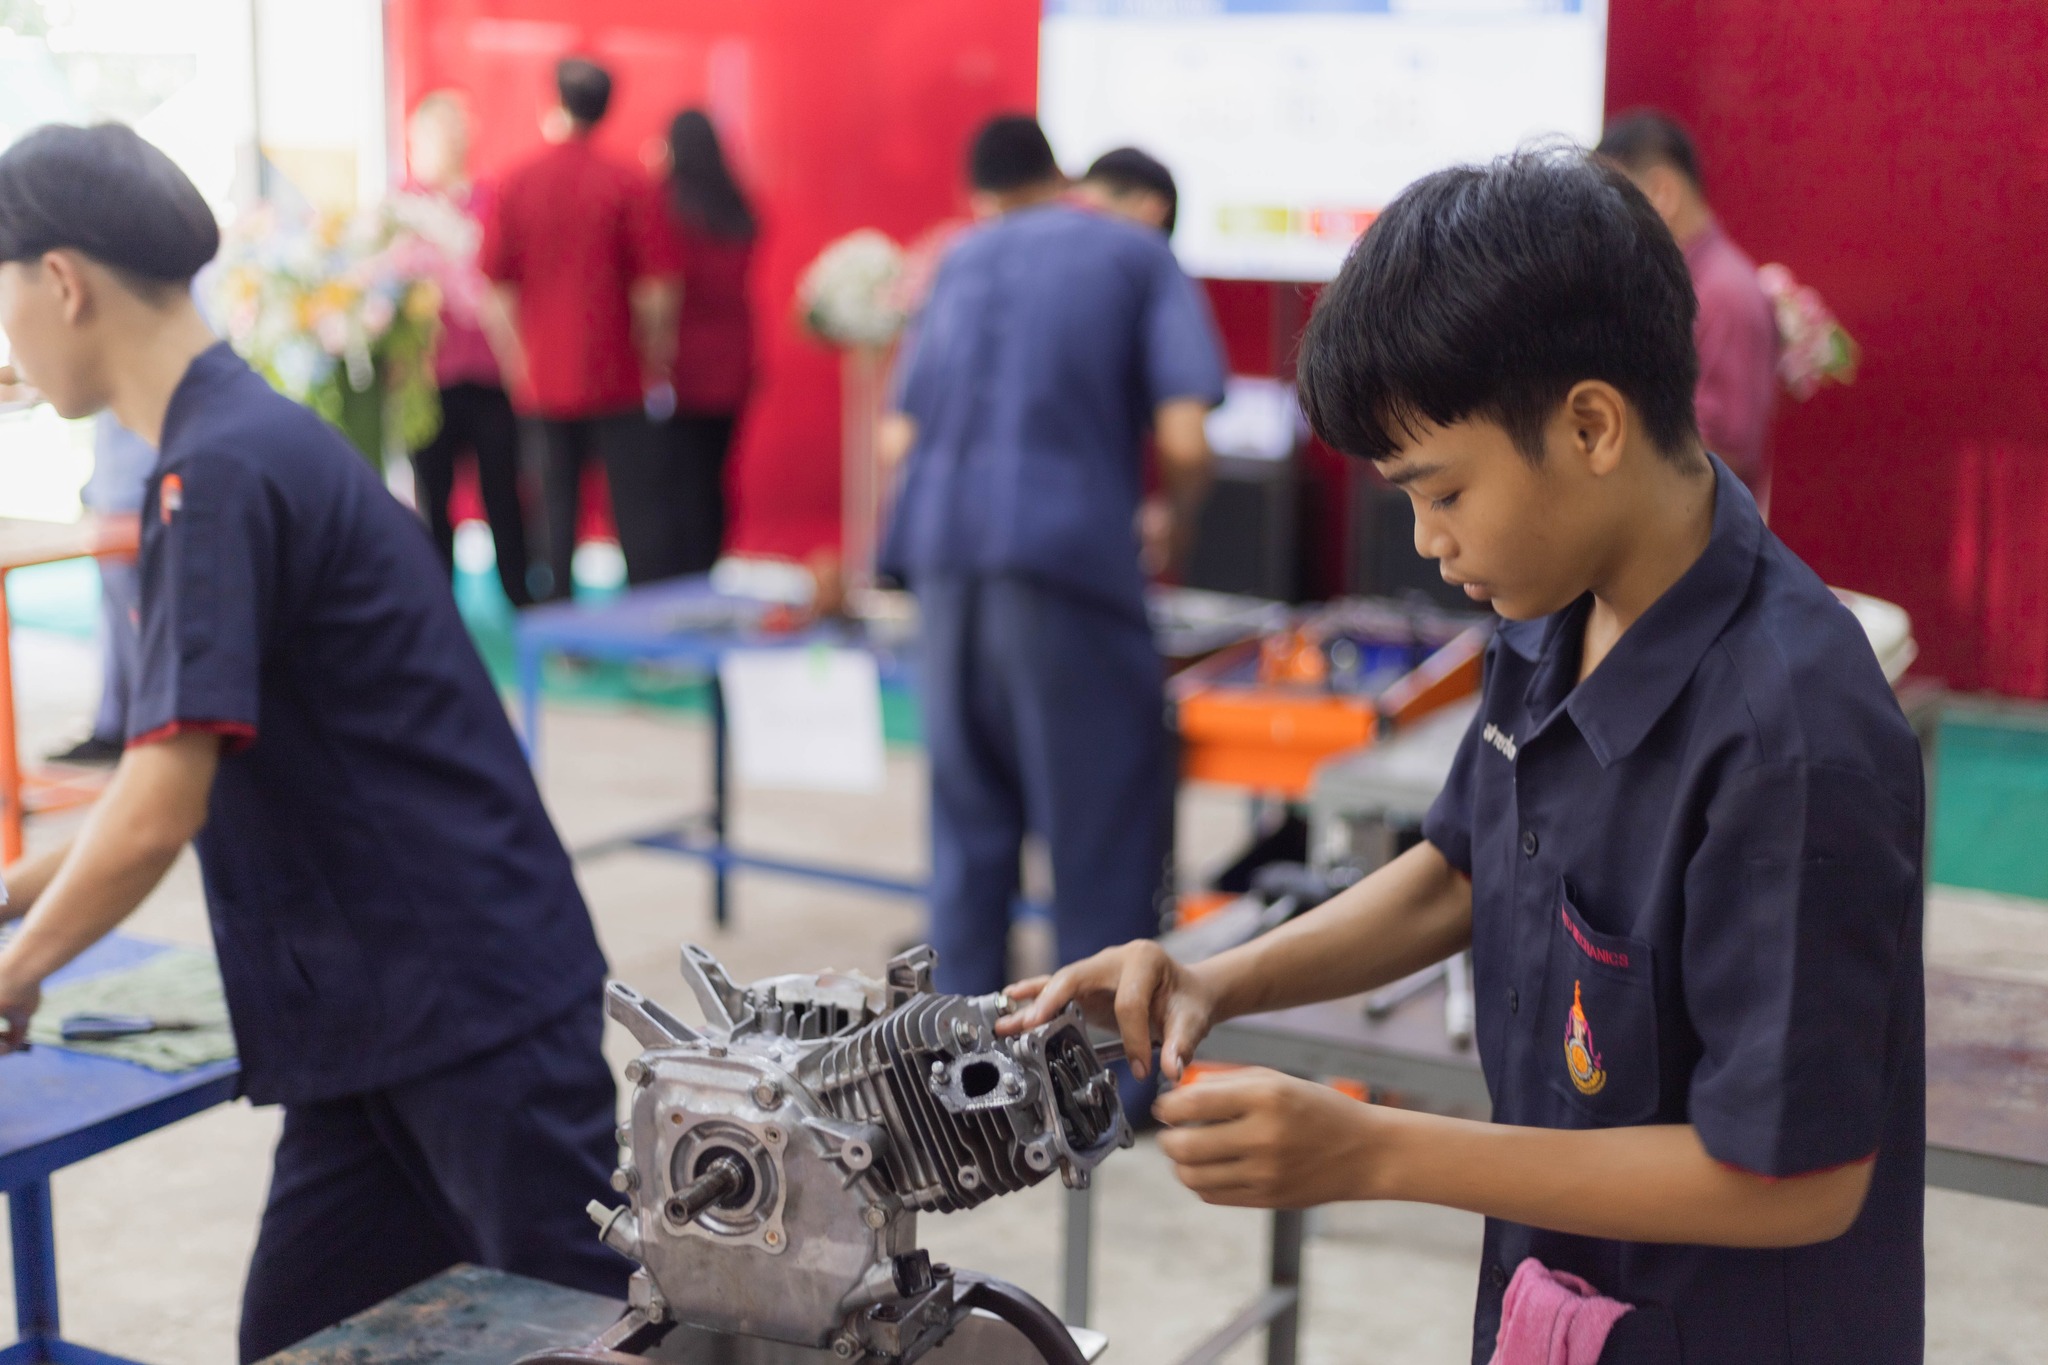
[[1421, 704, 1485, 876], [128, 454, 274, 752], [1681, 760, 1919, 1176], [627, 180, 685, 282], [1141, 251, 1228, 410]]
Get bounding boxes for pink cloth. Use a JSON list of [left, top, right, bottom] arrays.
[[1683, 223, 1779, 500], [1488, 1258, 1634, 1365]]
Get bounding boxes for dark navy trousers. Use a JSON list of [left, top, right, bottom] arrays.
[[917, 574, 1172, 997], [236, 999, 628, 1360]]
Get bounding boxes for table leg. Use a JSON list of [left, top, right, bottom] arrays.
[[0, 578, 23, 863], [1267, 1208, 1305, 1365], [709, 672, 730, 929], [1062, 1182, 1094, 1329], [10, 1178, 60, 1350], [516, 638, 544, 766]]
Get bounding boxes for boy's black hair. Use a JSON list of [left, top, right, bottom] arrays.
[[1297, 148, 1699, 464], [1596, 109, 1702, 191], [0, 123, 218, 288], [556, 57, 613, 126], [968, 115, 1058, 194], [1083, 146, 1178, 236]]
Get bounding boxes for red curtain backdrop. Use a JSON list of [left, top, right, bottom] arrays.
[[392, 0, 2048, 696]]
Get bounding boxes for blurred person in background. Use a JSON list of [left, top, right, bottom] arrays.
[[44, 413, 154, 766], [1073, 145, 1178, 238], [1599, 111, 1780, 513], [483, 56, 683, 598], [403, 90, 534, 608], [879, 116, 1223, 1060], [660, 109, 758, 574]]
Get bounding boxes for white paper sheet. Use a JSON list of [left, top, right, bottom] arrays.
[[719, 647, 887, 794]]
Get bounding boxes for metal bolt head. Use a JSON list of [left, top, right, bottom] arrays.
[[1002, 1075, 1023, 1096], [832, 1337, 857, 1359], [706, 1042, 728, 1058], [624, 1060, 648, 1085], [929, 1059, 947, 1079], [611, 1166, 638, 1193], [863, 1205, 888, 1229], [752, 1079, 783, 1108]]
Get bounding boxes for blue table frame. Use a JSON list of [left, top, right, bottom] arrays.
[[513, 580, 926, 927], [0, 936, 240, 1365]]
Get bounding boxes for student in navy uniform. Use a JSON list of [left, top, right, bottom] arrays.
[[0, 125, 625, 1360], [880, 116, 1225, 999], [1005, 150, 1924, 1364]]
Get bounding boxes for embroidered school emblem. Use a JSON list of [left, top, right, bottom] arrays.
[[159, 473, 183, 524], [1564, 980, 1606, 1096]]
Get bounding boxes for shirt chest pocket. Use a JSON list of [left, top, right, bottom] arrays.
[[1537, 883, 1660, 1125]]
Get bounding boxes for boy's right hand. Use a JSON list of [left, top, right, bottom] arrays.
[[997, 941, 1220, 1081]]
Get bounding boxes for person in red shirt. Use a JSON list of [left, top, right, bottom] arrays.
[[404, 90, 533, 607], [659, 109, 758, 573], [482, 57, 683, 598], [1599, 112, 1781, 514]]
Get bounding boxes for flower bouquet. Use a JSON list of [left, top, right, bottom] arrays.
[[210, 193, 473, 469], [796, 228, 909, 348], [1757, 263, 1860, 401]]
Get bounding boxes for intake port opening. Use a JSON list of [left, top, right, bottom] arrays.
[[959, 1059, 1003, 1100]]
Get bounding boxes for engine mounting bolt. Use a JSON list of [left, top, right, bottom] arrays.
[[611, 1166, 638, 1193], [863, 1205, 888, 1229], [753, 1080, 783, 1108], [832, 1337, 858, 1359], [624, 1060, 647, 1085], [1003, 1075, 1023, 1096], [929, 1060, 947, 1080]]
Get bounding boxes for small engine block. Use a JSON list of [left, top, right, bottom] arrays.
[[587, 944, 1130, 1361]]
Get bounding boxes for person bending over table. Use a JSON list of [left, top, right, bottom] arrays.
[[1004, 151, 1925, 1365], [0, 124, 626, 1361], [879, 114, 1224, 1054]]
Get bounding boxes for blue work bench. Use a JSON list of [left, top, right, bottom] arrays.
[[0, 935, 239, 1365], [514, 579, 926, 928]]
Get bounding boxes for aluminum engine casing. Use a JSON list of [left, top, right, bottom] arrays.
[[592, 944, 1130, 1356]]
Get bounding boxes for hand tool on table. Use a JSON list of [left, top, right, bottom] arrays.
[[58, 1013, 204, 1042]]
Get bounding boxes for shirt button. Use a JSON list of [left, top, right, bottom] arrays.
[[1490, 1263, 1508, 1290], [1520, 830, 1540, 858], [1508, 988, 1519, 1014]]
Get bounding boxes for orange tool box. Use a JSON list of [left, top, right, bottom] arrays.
[[1171, 604, 1488, 799]]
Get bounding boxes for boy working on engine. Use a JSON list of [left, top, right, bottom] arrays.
[[1003, 150, 1924, 1363]]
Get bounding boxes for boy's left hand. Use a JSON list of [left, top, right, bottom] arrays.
[[1155, 1067, 1382, 1209]]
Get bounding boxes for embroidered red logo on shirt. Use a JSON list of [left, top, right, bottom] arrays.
[[1564, 980, 1607, 1096], [159, 473, 183, 524], [1562, 906, 1630, 969]]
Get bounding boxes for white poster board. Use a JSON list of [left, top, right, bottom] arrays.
[[1040, 0, 1609, 282], [719, 648, 888, 794]]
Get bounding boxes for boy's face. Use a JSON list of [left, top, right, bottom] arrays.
[[0, 253, 107, 420], [1373, 406, 1618, 622]]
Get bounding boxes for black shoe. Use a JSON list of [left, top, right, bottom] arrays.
[[46, 735, 123, 767]]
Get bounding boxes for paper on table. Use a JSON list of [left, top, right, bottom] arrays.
[[719, 647, 887, 794]]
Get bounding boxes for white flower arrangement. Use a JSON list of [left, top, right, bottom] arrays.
[[797, 229, 908, 347]]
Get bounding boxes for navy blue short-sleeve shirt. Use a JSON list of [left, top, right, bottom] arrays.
[[1422, 457, 1925, 1364], [132, 343, 607, 1105], [880, 202, 1227, 620]]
